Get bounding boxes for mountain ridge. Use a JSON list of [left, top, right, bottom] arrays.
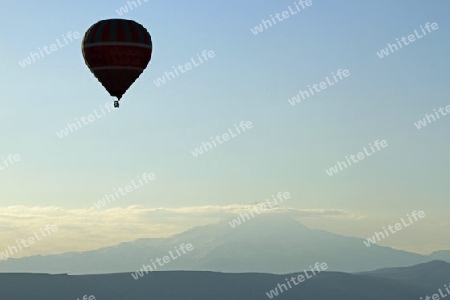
[[0, 214, 446, 274]]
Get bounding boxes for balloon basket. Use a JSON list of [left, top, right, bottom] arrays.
[[114, 101, 119, 108]]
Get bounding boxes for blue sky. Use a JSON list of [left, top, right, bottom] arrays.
[[1, 0, 449, 256]]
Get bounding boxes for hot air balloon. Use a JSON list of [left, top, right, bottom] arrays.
[[82, 19, 152, 108]]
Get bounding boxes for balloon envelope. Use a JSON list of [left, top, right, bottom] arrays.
[[82, 19, 152, 100]]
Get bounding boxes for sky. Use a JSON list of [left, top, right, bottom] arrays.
[[1, 0, 450, 257]]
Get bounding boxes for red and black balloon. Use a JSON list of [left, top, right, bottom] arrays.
[[82, 19, 152, 107]]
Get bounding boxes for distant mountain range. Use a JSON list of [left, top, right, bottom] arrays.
[[0, 214, 448, 274], [1, 261, 449, 300]]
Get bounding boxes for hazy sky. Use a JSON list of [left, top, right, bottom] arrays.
[[1, 0, 450, 257]]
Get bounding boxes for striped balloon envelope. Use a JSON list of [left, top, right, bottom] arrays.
[[82, 19, 152, 107]]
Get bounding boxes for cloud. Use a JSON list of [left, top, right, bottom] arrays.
[[0, 205, 363, 258]]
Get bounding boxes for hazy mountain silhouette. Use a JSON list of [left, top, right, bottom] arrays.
[[429, 250, 450, 261], [357, 260, 450, 290], [0, 214, 442, 274], [0, 261, 448, 300]]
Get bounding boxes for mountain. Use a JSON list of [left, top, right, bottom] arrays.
[[357, 260, 450, 290], [0, 261, 448, 300], [0, 214, 440, 274], [429, 250, 450, 262]]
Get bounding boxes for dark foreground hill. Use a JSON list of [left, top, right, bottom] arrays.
[[0, 261, 448, 300]]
